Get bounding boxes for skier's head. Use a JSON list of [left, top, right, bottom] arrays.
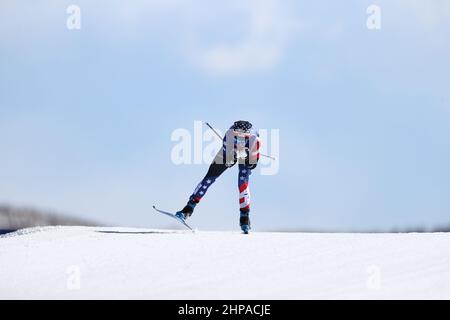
[[232, 120, 252, 134]]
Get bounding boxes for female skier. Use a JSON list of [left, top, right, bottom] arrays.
[[175, 120, 260, 234]]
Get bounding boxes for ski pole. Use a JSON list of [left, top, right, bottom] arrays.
[[204, 121, 276, 161]]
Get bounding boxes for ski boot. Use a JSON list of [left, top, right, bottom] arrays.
[[240, 210, 251, 234], [175, 200, 197, 221]]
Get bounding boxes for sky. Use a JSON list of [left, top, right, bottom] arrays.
[[1, 0, 450, 231]]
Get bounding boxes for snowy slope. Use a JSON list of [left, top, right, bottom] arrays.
[[1, 226, 450, 299]]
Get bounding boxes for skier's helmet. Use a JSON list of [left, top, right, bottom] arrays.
[[232, 120, 252, 134]]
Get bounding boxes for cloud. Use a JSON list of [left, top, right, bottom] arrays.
[[4, 1, 450, 77], [397, 0, 450, 29], [185, 0, 300, 75], [95, 0, 300, 75], [0, 0, 300, 76]]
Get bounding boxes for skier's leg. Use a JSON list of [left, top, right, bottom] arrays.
[[177, 156, 231, 219], [238, 163, 252, 233], [189, 162, 229, 204]]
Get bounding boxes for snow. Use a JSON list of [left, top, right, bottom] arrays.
[[1, 226, 450, 299]]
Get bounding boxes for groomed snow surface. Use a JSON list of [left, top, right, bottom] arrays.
[[1, 226, 450, 299]]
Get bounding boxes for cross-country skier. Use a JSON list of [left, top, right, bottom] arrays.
[[176, 120, 260, 234]]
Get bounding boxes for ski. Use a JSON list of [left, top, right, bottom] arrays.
[[153, 205, 194, 231]]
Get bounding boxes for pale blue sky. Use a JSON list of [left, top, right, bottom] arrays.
[[1, 0, 450, 231]]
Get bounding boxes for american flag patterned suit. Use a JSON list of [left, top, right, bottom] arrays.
[[189, 122, 260, 215]]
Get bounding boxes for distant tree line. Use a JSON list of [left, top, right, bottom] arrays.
[[0, 203, 98, 231]]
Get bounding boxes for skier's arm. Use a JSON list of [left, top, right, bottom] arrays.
[[223, 128, 237, 166], [246, 131, 260, 169]]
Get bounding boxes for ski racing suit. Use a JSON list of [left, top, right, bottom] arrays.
[[188, 126, 260, 219]]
